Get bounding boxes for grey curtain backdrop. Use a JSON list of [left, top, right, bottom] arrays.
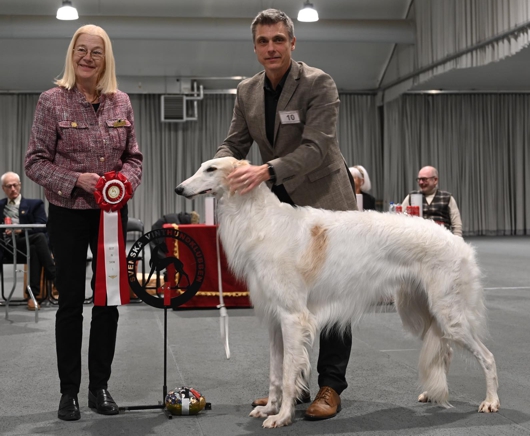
[[0, 92, 528, 236], [0, 93, 43, 197], [384, 93, 529, 236]]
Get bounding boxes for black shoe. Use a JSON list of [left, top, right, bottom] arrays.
[[88, 389, 119, 415], [58, 393, 80, 421]]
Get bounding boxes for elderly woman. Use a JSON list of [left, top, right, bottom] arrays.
[[349, 165, 376, 211], [25, 25, 143, 421]]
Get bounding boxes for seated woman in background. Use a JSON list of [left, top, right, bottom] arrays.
[[349, 165, 376, 211]]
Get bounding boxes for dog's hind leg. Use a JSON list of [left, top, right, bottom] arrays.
[[250, 322, 283, 419], [261, 311, 314, 428], [417, 320, 453, 407], [450, 331, 500, 413]]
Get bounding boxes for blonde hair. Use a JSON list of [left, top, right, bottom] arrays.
[[55, 24, 117, 94]]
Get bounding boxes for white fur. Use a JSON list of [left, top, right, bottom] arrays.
[[176, 157, 500, 428]]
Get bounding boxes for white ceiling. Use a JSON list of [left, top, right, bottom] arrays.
[[1, 0, 529, 94]]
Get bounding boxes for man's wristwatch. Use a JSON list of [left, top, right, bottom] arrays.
[[267, 163, 277, 184]]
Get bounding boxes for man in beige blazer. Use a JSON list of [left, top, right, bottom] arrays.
[[215, 9, 357, 420]]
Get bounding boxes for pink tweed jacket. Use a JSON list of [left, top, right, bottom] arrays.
[[25, 86, 143, 209]]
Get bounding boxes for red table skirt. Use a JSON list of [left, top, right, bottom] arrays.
[[163, 224, 251, 309]]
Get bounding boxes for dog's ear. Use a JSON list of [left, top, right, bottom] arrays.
[[234, 159, 250, 168]]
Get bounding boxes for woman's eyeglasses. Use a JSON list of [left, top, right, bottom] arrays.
[[73, 46, 104, 60]]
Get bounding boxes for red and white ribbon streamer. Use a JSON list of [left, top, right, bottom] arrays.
[[94, 171, 132, 306], [215, 225, 230, 359]]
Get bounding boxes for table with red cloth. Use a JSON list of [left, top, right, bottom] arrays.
[[162, 224, 251, 309]]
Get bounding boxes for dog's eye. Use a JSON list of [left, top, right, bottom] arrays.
[[206, 167, 216, 173]]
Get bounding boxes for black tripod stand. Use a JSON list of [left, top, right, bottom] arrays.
[[118, 304, 173, 418], [120, 229, 210, 418]]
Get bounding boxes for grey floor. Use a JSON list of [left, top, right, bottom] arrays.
[[1, 236, 529, 436]]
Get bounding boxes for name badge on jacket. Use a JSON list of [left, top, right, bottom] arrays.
[[279, 110, 300, 124]]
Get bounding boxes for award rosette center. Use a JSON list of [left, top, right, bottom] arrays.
[[95, 171, 133, 212], [104, 180, 126, 204]]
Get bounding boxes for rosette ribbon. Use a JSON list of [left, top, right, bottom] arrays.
[[93, 171, 133, 306]]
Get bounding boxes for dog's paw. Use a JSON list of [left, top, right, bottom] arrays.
[[418, 392, 430, 403], [478, 399, 500, 413], [250, 408, 266, 418], [418, 392, 452, 408], [250, 405, 278, 418], [263, 414, 292, 428]]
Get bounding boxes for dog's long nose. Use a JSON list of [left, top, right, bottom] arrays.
[[175, 185, 184, 195]]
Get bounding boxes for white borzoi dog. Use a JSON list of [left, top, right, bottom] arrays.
[[175, 157, 500, 428]]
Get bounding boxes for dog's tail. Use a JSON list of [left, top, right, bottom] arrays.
[[296, 311, 317, 400], [397, 282, 451, 407], [418, 320, 452, 407]]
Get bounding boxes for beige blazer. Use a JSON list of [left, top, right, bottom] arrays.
[[215, 60, 357, 211]]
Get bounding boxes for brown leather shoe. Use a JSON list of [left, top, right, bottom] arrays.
[[251, 390, 311, 407], [27, 299, 41, 311], [304, 386, 341, 420]]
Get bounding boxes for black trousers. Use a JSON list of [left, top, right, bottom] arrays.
[[273, 185, 352, 395], [316, 325, 352, 394], [48, 203, 128, 395], [2, 232, 55, 296]]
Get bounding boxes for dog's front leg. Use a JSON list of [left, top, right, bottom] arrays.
[[262, 313, 309, 428], [250, 322, 283, 419]]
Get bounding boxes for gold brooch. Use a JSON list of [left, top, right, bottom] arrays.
[[113, 119, 127, 127]]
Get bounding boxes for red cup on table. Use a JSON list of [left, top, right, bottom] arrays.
[[406, 206, 420, 216]]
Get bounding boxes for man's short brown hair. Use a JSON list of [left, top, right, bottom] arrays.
[[251, 9, 295, 42]]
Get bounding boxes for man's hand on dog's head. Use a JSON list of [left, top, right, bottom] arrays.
[[227, 164, 269, 195]]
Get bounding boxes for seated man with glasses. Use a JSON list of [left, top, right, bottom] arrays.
[[1, 171, 56, 310], [401, 165, 463, 236]]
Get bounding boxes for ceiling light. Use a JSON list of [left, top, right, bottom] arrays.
[[297, 1, 319, 23], [56, 0, 79, 20]]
